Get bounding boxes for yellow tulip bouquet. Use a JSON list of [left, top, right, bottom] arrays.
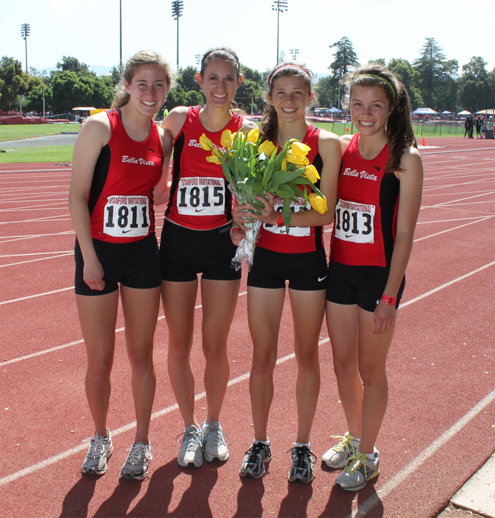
[[200, 127, 327, 269]]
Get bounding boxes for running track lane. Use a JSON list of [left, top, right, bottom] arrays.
[[0, 139, 494, 517]]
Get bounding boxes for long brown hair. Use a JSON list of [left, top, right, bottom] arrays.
[[260, 61, 314, 143], [112, 50, 173, 109], [348, 63, 416, 174]]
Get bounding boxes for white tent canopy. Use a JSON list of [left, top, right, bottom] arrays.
[[458, 110, 471, 115], [412, 108, 438, 115]]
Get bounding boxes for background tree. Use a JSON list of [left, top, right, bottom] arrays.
[[329, 37, 359, 77], [458, 57, 491, 112], [0, 57, 29, 111], [55, 56, 92, 76], [328, 37, 359, 109], [413, 37, 456, 109], [314, 75, 339, 108], [387, 58, 423, 109]]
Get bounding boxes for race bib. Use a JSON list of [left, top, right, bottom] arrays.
[[103, 196, 150, 237], [177, 177, 225, 216], [334, 199, 375, 243], [264, 197, 310, 237]]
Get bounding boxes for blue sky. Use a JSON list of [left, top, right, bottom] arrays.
[[2, 0, 494, 78]]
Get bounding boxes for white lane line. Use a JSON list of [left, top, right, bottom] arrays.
[[0, 287, 74, 305], [0, 333, 326, 487], [347, 388, 495, 518], [0, 253, 73, 268], [0, 168, 71, 173], [0, 260, 492, 485], [414, 217, 493, 242], [422, 191, 495, 209], [0, 292, 247, 367]]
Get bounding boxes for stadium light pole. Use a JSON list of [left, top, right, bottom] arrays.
[[20, 23, 30, 73], [290, 48, 299, 61], [119, 0, 122, 70], [195, 53, 201, 71], [171, 1, 184, 70], [272, 1, 288, 64]]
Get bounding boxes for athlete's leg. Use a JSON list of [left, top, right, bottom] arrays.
[[356, 307, 395, 454], [289, 289, 326, 443], [77, 291, 119, 437], [248, 286, 285, 441], [326, 301, 363, 438], [162, 279, 199, 428], [121, 285, 161, 444], [201, 278, 241, 423]]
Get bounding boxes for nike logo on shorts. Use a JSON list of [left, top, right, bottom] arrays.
[[318, 276, 328, 282]]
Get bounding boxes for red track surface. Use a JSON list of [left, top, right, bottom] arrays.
[[1, 137, 494, 517]]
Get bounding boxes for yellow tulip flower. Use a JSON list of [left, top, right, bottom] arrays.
[[303, 164, 320, 183], [281, 158, 287, 170], [206, 153, 222, 165], [200, 133, 214, 151], [221, 130, 233, 149], [291, 141, 311, 158], [308, 193, 328, 214], [246, 127, 260, 144], [286, 151, 308, 166], [258, 140, 277, 157]]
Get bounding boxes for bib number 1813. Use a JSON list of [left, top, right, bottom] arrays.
[[334, 199, 375, 243]]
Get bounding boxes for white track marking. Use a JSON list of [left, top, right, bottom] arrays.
[[414, 217, 493, 242], [0, 253, 73, 268], [346, 388, 495, 518], [0, 287, 74, 305], [0, 262, 492, 486]]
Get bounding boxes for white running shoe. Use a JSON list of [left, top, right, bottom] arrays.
[[176, 425, 203, 468], [119, 442, 153, 480], [202, 421, 230, 462], [335, 450, 380, 491], [322, 432, 360, 469], [81, 428, 113, 475]]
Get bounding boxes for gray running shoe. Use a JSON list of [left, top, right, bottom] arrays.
[[335, 450, 380, 491], [176, 425, 203, 468], [322, 432, 360, 469], [119, 442, 153, 480], [288, 446, 317, 483], [203, 421, 230, 462], [239, 442, 272, 479], [81, 428, 113, 475]]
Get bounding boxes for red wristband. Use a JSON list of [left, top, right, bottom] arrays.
[[276, 212, 285, 226], [380, 295, 397, 306]]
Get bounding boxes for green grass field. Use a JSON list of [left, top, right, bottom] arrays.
[[0, 121, 465, 164], [0, 124, 80, 142], [0, 146, 73, 164]]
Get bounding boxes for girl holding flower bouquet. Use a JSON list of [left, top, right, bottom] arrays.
[[322, 64, 423, 491], [159, 47, 257, 468], [234, 62, 341, 483]]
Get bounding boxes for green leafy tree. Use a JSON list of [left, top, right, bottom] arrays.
[[55, 56, 92, 76], [413, 38, 456, 109], [0, 56, 29, 111], [177, 66, 201, 92], [315, 75, 339, 108], [50, 71, 93, 112], [90, 76, 115, 108], [26, 84, 52, 113], [328, 37, 359, 109], [328, 37, 359, 77], [110, 64, 123, 86], [387, 58, 423, 109], [458, 57, 491, 112]]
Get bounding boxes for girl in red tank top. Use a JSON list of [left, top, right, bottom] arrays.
[[69, 51, 173, 480], [322, 64, 423, 491], [233, 62, 342, 482], [158, 48, 258, 469]]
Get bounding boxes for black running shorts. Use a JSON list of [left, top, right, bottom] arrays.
[[326, 261, 405, 312], [74, 234, 161, 296], [247, 247, 328, 291], [159, 219, 241, 282]]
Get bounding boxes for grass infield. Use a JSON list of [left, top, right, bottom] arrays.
[[0, 121, 464, 163], [0, 145, 73, 164], [0, 124, 80, 143]]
